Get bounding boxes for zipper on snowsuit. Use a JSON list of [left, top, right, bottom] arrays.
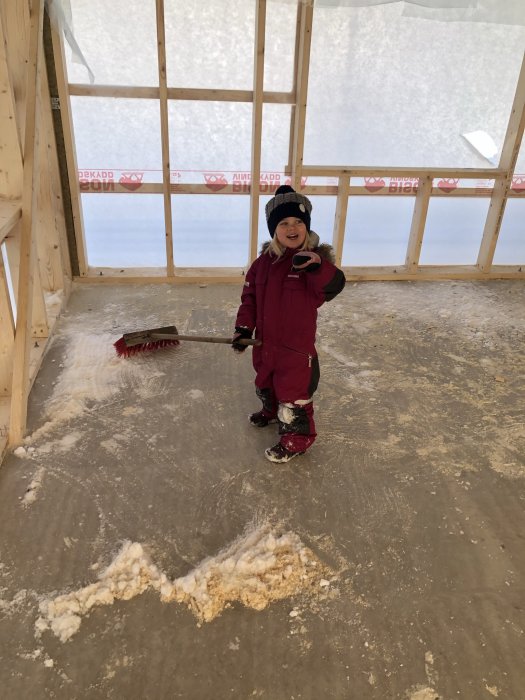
[[282, 344, 313, 367]]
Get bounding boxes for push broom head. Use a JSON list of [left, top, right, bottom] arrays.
[[114, 326, 180, 358]]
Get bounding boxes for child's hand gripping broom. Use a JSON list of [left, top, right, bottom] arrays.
[[114, 325, 260, 358]]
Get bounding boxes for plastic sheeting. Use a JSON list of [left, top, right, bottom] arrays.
[[316, 0, 525, 26], [45, 0, 95, 83]]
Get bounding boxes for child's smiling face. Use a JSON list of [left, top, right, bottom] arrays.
[[275, 217, 307, 249]]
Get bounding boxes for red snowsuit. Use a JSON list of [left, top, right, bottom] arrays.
[[235, 242, 346, 453]]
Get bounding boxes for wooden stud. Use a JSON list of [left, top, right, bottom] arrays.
[[332, 177, 350, 267], [477, 52, 525, 271], [290, 1, 313, 190], [35, 53, 67, 292], [5, 220, 49, 338], [41, 43, 72, 289], [286, 1, 303, 176], [9, 0, 44, 446], [49, 13, 88, 276], [156, 0, 175, 276], [0, 9, 23, 197], [405, 176, 432, 269], [0, 1, 29, 149], [0, 244, 14, 396], [249, 0, 266, 264]]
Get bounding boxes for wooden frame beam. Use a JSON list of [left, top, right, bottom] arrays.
[[477, 51, 525, 271], [302, 165, 505, 179], [49, 12, 88, 276], [291, 1, 313, 190], [249, 0, 266, 264], [405, 176, 432, 270], [0, 244, 14, 396], [69, 84, 294, 104], [156, 0, 175, 276], [0, 199, 21, 244], [0, 9, 23, 198], [332, 176, 349, 267], [9, 0, 44, 446]]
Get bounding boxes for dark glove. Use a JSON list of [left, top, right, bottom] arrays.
[[292, 251, 321, 272], [232, 326, 253, 353]]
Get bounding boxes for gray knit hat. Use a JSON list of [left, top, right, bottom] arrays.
[[265, 185, 312, 237]]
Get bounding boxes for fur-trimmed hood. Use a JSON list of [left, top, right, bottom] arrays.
[[260, 231, 335, 263]]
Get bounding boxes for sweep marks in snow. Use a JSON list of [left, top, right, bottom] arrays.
[[35, 523, 333, 642], [30, 332, 167, 440]]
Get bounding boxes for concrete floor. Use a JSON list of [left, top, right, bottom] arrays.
[[0, 279, 524, 700]]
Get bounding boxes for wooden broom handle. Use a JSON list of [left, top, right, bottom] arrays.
[[150, 333, 261, 346]]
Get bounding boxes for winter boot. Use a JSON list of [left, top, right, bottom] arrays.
[[249, 411, 278, 428], [250, 387, 278, 427], [264, 443, 305, 464]]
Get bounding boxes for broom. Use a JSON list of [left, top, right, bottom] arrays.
[[114, 325, 260, 358]]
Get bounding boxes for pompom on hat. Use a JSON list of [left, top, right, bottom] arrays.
[[265, 185, 312, 237]]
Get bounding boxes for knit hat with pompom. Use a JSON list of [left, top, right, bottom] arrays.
[[265, 185, 312, 237]]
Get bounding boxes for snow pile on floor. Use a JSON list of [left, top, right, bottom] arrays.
[[35, 524, 331, 642]]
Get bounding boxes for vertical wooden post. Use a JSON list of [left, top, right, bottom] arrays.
[[4, 222, 48, 338], [0, 246, 14, 396], [477, 52, 525, 271], [290, 0, 313, 191], [0, 0, 29, 152], [405, 176, 432, 270], [286, 2, 302, 176], [9, 0, 44, 445], [156, 0, 175, 276], [332, 176, 350, 267], [49, 11, 88, 276], [0, 9, 23, 198], [249, 0, 266, 264], [36, 52, 70, 291]]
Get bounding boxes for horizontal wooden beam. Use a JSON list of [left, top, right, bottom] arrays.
[[68, 83, 294, 104], [76, 182, 525, 198], [74, 263, 524, 285], [76, 266, 246, 285], [302, 165, 506, 179], [342, 265, 525, 281]]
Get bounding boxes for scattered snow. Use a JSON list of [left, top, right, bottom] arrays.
[[21, 466, 46, 506], [188, 389, 204, 399], [407, 687, 439, 700], [38, 432, 81, 455], [44, 290, 64, 314], [36, 523, 332, 643], [0, 589, 28, 616], [278, 403, 295, 425], [121, 406, 144, 416], [26, 332, 166, 444]]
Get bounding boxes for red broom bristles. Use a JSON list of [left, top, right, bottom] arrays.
[[114, 337, 180, 358]]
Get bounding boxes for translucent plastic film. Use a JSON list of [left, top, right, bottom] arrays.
[[315, 0, 525, 26], [46, 0, 95, 83]]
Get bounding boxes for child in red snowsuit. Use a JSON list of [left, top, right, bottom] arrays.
[[232, 185, 346, 463]]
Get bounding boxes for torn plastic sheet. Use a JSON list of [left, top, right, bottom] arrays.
[[462, 131, 499, 166], [45, 0, 95, 83], [314, 0, 525, 26]]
